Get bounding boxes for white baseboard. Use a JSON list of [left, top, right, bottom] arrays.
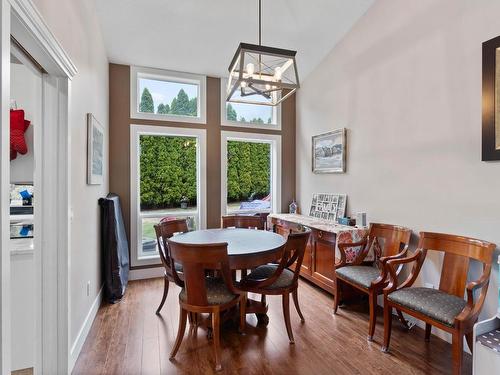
[[129, 266, 163, 280], [69, 286, 103, 372]]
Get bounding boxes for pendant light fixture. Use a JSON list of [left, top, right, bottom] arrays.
[[226, 0, 299, 106]]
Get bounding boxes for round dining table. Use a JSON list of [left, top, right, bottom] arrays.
[[168, 228, 287, 325], [168, 228, 286, 270]]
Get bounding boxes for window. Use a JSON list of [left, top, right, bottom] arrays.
[[221, 131, 281, 215], [130, 125, 206, 266], [220, 79, 281, 129], [131, 66, 206, 124]]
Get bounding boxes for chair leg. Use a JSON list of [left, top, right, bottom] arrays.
[[333, 278, 340, 314], [367, 291, 377, 341], [452, 332, 464, 375], [155, 276, 169, 315], [465, 331, 473, 354], [282, 293, 294, 344], [188, 312, 199, 326], [169, 307, 188, 359], [212, 311, 222, 371], [396, 309, 410, 330], [239, 295, 247, 333], [292, 288, 305, 322], [425, 323, 432, 342], [382, 303, 393, 353]]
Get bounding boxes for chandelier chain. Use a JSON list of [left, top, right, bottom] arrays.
[[258, 0, 262, 46]]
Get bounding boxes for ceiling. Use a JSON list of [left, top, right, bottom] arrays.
[[95, 0, 373, 80]]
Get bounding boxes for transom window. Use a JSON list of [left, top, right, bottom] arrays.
[[131, 66, 206, 124], [220, 79, 280, 129]]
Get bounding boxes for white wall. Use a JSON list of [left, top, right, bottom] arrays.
[[10, 62, 40, 183], [31, 0, 109, 365], [297, 0, 500, 342]]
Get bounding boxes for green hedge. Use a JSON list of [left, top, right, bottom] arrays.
[[139, 136, 270, 209]]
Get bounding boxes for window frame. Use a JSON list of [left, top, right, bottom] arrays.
[[130, 66, 207, 124], [220, 131, 282, 216], [130, 124, 207, 267], [220, 79, 281, 130]]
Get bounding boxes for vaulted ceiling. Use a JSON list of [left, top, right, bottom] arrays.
[[95, 0, 373, 79]]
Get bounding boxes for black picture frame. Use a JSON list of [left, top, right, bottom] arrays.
[[482, 36, 500, 161]]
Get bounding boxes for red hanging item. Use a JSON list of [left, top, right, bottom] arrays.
[[10, 109, 31, 161]]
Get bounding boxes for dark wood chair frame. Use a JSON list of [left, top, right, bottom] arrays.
[[168, 240, 247, 372], [221, 214, 266, 230], [333, 223, 412, 341], [239, 229, 311, 344], [222, 214, 267, 280], [154, 218, 189, 314], [382, 232, 495, 375]]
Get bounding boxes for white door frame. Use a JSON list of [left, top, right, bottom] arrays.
[[1, 1, 77, 374], [130, 124, 207, 267]]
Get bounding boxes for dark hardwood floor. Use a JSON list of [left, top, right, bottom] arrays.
[[72, 278, 472, 375]]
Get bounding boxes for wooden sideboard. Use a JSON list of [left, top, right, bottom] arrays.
[[268, 214, 367, 295]]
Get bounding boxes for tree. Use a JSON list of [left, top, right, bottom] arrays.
[[188, 98, 197, 116], [139, 88, 154, 113], [157, 103, 170, 114], [250, 117, 264, 124], [170, 88, 191, 115], [227, 103, 237, 121]]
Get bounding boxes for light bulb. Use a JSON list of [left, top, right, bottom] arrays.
[[246, 63, 255, 76], [274, 66, 282, 80]]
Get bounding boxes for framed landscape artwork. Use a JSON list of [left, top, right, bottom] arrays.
[[312, 128, 346, 173], [87, 113, 104, 185]]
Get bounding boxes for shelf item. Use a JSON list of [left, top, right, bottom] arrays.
[[10, 206, 33, 215], [10, 109, 31, 161]]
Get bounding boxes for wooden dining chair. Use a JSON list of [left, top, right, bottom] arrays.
[[333, 223, 411, 340], [239, 228, 311, 343], [221, 215, 266, 230], [382, 232, 495, 375], [167, 240, 247, 372], [153, 218, 189, 314]]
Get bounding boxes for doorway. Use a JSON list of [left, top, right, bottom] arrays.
[[1, 1, 77, 374], [9, 37, 42, 375]]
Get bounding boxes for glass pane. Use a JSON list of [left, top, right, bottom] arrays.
[[226, 102, 275, 125], [226, 140, 271, 213], [139, 134, 198, 258], [138, 77, 198, 117], [140, 215, 198, 257]]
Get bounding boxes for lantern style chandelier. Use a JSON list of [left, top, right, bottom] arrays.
[[226, 0, 299, 106]]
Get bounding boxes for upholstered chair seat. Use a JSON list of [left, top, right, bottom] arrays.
[[179, 277, 237, 305], [335, 265, 381, 289], [387, 287, 467, 327], [245, 264, 295, 289]]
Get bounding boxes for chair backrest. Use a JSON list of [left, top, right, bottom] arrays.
[[417, 232, 496, 298], [167, 241, 236, 306], [282, 228, 312, 285], [368, 223, 412, 259], [154, 218, 189, 272], [221, 215, 265, 230]]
